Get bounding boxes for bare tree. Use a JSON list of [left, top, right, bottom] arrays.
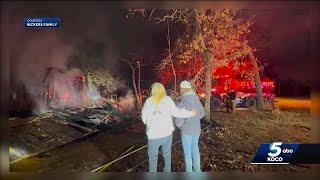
[[157, 54, 205, 91], [116, 52, 145, 110], [246, 21, 274, 110], [127, 9, 254, 122], [247, 51, 265, 110], [155, 16, 178, 93], [85, 68, 124, 97], [137, 60, 142, 104]]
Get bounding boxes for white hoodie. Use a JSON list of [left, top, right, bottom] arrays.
[[141, 96, 193, 139]]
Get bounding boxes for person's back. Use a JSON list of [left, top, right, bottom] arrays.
[[176, 93, 204, 136], [141, 82, 196, 172], [175, 81, 205, 172], [143, 96, 180, 139]]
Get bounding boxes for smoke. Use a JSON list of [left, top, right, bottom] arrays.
[[9, 28, 79, 114], [15, 33, 73, 88], [50, 68, 85, 106], [33, 100, 49, 115], [4, 3, 123, 114], [87, 85, 102, 101], [118, 89, 136, 111]]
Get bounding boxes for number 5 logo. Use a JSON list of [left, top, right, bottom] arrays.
[[268, 142, 282, 157]]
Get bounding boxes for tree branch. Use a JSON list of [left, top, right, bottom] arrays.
[[149, 9, 156, 21], [126, 9, 146, 18], [153, 9, 189, 24]]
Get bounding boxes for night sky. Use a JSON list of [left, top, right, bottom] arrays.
[[2, 2, 320, 93]]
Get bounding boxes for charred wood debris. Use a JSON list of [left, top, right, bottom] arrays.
[[49, 99, 137, 130], [9, 98, 139, 163]]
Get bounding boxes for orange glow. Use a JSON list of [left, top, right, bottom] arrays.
[[276, 97, 311, 109]]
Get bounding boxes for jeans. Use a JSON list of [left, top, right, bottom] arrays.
[[230, 100, 236, 113], [147, 134, 173, 172], [181, 134, 201, 172]]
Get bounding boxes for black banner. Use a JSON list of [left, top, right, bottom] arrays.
[[291, 144, 320, 164]]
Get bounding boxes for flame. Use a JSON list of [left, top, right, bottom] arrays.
[[61, 91, 70, 102]]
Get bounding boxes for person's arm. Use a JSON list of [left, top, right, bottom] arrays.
[[169, 97, 194, 118], [175, 98, 186, 128], [195, 98, 205, 120]]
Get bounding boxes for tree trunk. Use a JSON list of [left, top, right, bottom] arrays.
[[204, 50, 212, 122], [248, 51, 265, 111], [171, 63, 177, 93], [194, 9, 212, 122], [166, 18, 177, 93], [131, 67, 139, 110], [137, 62, 142, 109], [120, 57, 140, 110]]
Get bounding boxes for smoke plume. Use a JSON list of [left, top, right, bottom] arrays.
[[118, 89, 136, 111], [4, 3, 127, 115]]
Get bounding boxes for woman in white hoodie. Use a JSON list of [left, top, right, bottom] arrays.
[[141, 82, 196, 172]]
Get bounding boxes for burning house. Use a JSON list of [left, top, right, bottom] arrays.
[[40, 67, 88, 109], [9, 67, 138, 163]]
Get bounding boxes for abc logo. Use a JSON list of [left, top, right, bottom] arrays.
[[282, 148, 293, 154], [282, 147, 294, 157]]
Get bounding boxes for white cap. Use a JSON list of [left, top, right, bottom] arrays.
[[180, 80, 192, 89]]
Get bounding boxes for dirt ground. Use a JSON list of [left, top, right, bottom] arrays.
[[198, 108, 311, 172], [10, 108, 311, 172], [129, 108, 311, 172], [9, 116, 87, 161]]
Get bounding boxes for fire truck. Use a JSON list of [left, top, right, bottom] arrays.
[[197, 62, 276, 110]]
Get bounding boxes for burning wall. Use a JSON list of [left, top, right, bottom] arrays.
[[42, 67, 88, 110]]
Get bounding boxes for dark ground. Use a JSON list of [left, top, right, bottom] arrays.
[[10, 107, 311, 172]]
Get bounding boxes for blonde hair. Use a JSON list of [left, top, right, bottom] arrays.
[[150, 82, 167, 104]]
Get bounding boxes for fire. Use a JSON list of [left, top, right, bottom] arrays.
[[61, 91, 71, 103]]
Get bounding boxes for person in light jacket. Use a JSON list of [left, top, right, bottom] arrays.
[[141, 82, 197, 172], [175, 80, 205, 172]]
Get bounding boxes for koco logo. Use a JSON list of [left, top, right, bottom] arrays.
[[267, 142, 283, 162], [267, 142, 294, 162], [268, 142, 282, 157]]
